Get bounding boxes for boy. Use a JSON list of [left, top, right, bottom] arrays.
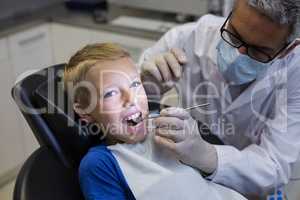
[[64, 43, 148, 199]]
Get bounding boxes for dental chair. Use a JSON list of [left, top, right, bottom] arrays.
[[11, 64, 222, 200], [11, 64, 164, 200], [11, 64, 92, 200]]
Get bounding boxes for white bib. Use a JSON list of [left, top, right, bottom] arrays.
[[108, 133, 246, 200]]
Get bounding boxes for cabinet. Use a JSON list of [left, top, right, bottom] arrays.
[[51, 23, 156, 64], [8, 24, 53, 81], [7, 24, 54, 157], [0, 38, 26, 177]]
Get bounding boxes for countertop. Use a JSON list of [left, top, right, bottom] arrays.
[[0, 3, 186, 40]]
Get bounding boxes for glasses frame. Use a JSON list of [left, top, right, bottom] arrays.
[[220, 12, 289, 63]]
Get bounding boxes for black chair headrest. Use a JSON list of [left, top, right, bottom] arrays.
[[12, 64, 101, 168]]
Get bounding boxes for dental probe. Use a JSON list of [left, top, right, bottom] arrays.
[[144, 103, 210, 120]]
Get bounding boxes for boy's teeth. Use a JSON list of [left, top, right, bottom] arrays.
[[126, 112, 140, 121]]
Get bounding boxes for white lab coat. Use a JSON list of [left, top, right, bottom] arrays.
[[139, 14, 300, 196]]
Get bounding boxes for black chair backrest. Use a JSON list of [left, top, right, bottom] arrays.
[[13, 146, 84, 200], [12, 64, 101, 168]]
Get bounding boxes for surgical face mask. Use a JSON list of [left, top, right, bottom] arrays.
[[216, 39, 269, 85]]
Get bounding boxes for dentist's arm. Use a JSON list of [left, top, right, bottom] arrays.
[[154, 77, 300, 197]]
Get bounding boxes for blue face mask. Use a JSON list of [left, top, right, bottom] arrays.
[[216, 39, 269, 85]]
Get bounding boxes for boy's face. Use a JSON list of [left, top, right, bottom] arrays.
[[77, 57, 149, 144]]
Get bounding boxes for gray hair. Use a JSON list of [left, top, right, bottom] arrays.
[[246, 0, 300, 42]]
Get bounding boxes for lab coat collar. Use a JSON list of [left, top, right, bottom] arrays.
[[278, 39, 300, 59]]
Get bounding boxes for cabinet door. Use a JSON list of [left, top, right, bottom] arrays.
[[0, 38, 26, 177], [8, 24, 54, 157], [90, 30, 156, 63], [8, 24, 53, 82], [50, 23, 92, 64]]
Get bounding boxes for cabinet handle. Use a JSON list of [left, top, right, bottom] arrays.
[[18, 33, 46, 46]]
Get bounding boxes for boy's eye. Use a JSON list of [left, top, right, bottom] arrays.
[[104, 90, 119, 98], [130, 81, 141, 88]]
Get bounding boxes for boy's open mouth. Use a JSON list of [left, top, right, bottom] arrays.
[[124, 112, 143, 126]]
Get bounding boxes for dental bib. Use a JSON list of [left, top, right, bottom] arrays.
[[107, 132, 246, 200]]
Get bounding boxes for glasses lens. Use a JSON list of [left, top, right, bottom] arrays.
[[222, 31, 242, 48], [248, 48, 270, 63]]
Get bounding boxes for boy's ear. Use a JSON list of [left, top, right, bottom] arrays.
[[73, 102, 95, 123]]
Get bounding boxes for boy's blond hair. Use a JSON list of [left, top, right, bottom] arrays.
[[64, 43, 130, 106]]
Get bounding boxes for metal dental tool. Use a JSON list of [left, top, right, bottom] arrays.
[[144, 103, 210, 120]]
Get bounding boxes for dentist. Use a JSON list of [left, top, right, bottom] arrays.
[[140, 0, 300, 198]]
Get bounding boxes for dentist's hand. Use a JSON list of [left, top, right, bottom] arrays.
[[153, 107, 218, 174], [141, 48, 187, 94]]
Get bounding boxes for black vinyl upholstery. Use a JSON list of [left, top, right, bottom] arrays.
[[11, 64, 90, 200], [13, 146, 84, 200], [12, 64, 101, 169]]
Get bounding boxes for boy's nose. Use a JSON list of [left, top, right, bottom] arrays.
[[122, 90, 136, 107]]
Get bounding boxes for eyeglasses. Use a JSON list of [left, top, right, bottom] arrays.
[[220, 12, 289, 63]]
